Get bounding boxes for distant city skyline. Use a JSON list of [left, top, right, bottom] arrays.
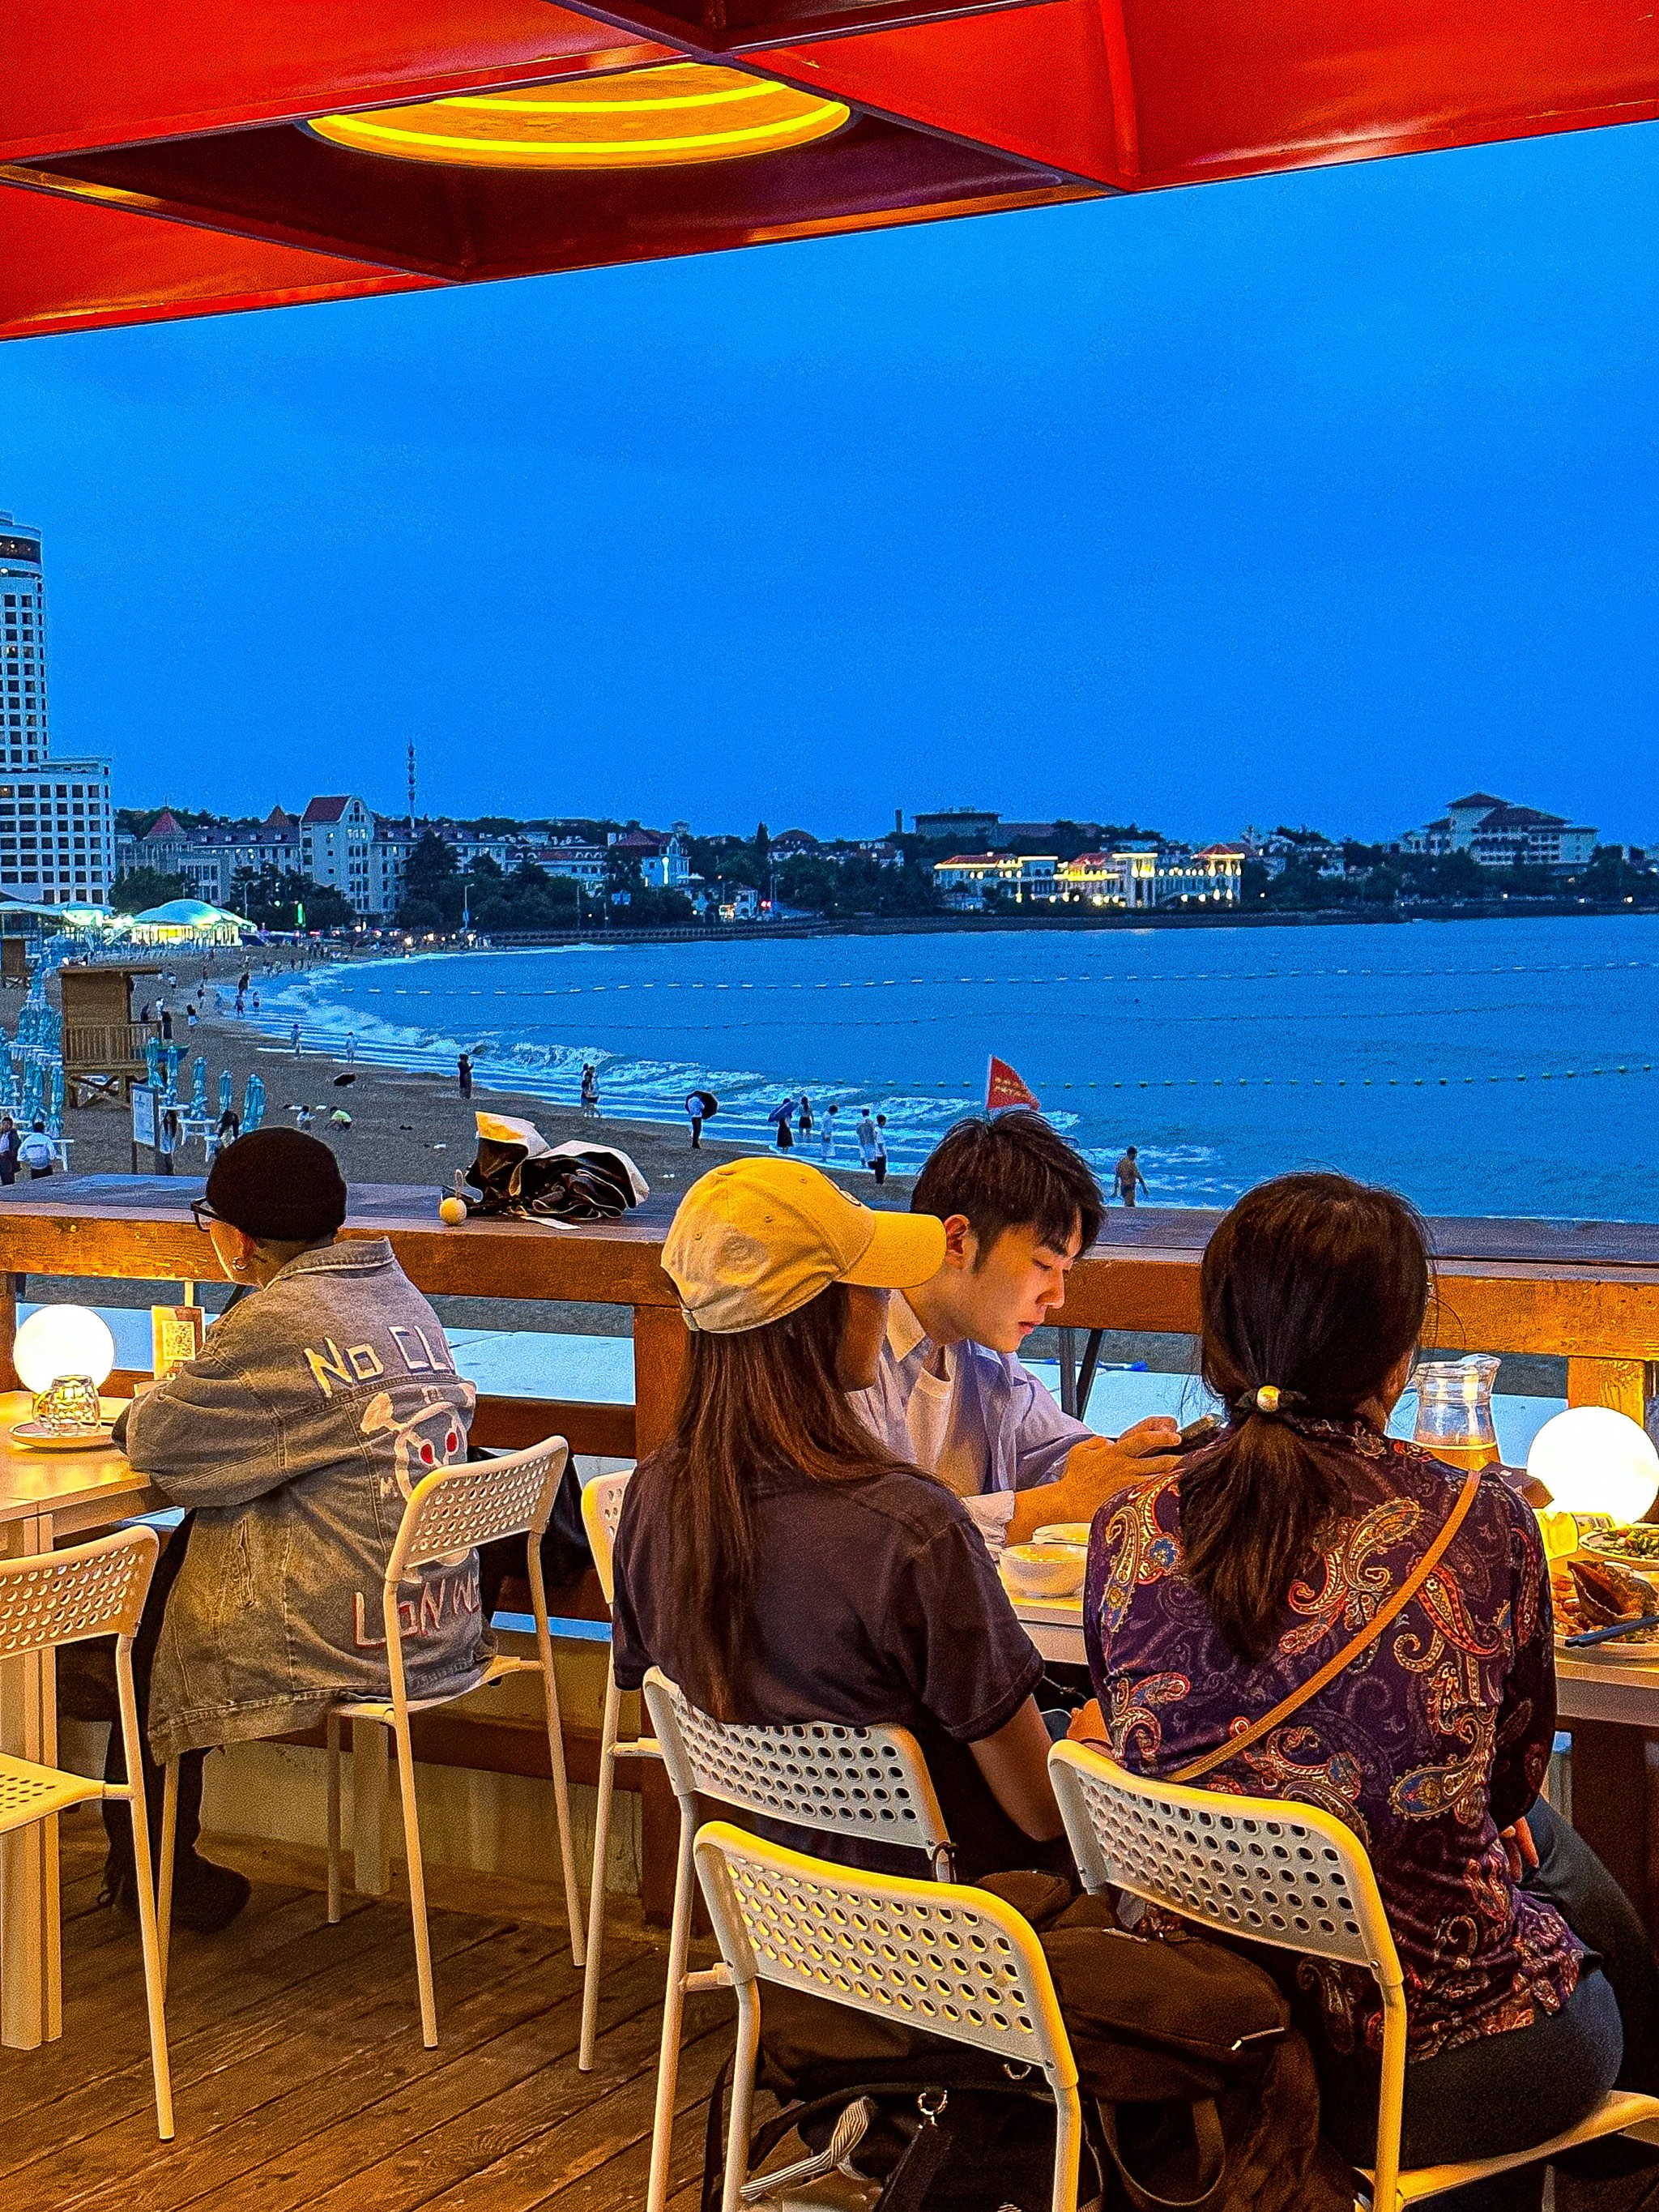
[[3, 114, 1657, 844]]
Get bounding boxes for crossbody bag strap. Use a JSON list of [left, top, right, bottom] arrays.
[[1171, 1469, 1481, 1787]]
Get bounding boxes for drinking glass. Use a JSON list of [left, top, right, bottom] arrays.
[[1411, 1354, 1501, 1471]]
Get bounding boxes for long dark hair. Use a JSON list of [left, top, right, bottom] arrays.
[[1180, 1172, 1431, 1661], [659, 1282, 912, 1721]]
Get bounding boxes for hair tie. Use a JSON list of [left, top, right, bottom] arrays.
[[1235, 1384, 1301, 1420]]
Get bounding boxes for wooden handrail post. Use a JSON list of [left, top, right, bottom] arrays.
[[1566, 1356, 1648, 1424], [633, 1303, 688, 1462], [0, 1274, 17, 1394]]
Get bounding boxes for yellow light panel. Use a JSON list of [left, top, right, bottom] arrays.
[[308, 63, 851, 171]]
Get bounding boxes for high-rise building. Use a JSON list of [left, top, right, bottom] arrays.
[[0, 515, 114, 906]]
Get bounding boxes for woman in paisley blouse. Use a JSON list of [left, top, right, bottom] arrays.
[[1078, 1172, 1658, 2210]]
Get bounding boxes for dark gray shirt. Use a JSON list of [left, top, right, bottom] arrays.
[[612, 1452, 1046, 1878]]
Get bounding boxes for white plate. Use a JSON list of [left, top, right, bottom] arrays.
[[9, 1421, 115, 1451], [1557, 1631, 1659, 1663]]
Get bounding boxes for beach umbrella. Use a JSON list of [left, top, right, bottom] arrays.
[[164, 1045, 180, 1103], [243, 1070, 266, 1132], [191, 1057, 208, 1114], [766, 1097, 796, 1125], [685, 1090, 719, 1119], [219, 1069, 232, 1117], [144, 1036, 163, 1089], [47, 1063, 64, 1132]]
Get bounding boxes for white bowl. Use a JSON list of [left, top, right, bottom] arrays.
[[1033, 1522, 1092, 1550], [1000, 1544, 1087, 1599]]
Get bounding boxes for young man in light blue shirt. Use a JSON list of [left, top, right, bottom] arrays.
[[851, 1112, 1177, 1549]]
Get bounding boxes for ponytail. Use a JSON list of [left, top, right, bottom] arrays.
[[1179, 1173, 1431, 1662], [1179, 1411, 1349, 1660]]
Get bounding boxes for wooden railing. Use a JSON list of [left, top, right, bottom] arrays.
[[2, 1179, 1655, 1435], [62, 1021, 152, 1076], [4, 1176, 1657, 1915]]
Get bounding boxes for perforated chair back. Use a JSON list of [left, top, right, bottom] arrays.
[[0, 1524, 158, 1659], [644, 1668, 955, 1879], [695, 1823, 1083, 2212], [1048, 1738, 1398, 1981], [580, 1466, 632, 1606], [389, 1437, 569, 1578]]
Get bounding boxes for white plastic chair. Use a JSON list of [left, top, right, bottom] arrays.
[[693, 1820, 1082, 2212], [1049, 1738, 1659, 2210], [577, 1463, 648, 2075], [160, 1436, 586, 2048], [0, 1527, 173, 2137], [640, 1668, 956, 2212]]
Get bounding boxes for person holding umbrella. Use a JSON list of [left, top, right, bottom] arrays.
[[685, 1088, 719, 1150], [769, 1095, 796, 1151]]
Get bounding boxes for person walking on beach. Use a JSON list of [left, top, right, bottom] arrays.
[[797, 1095, 813, 1143], [819, 1102, 838, 1163], [160, 1006, 173, 1043], [580, 1064, 599, 1118], [855, 1109, 880, 1174], [1113, 1145, 1149, 1206], [686, 1091, 706, 1150], [458, 1053, 473, 1100], [186, 1003, 198, 1032], [290, 1021, 302, 1060], [771, 1097, 795, 1151], [19, 1121, 57, 1180], [873, 1113, 889, 1187], [346, 1033, 356, 1065]]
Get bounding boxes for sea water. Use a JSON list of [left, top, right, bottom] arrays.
[[258, 911, 1659, 1219]]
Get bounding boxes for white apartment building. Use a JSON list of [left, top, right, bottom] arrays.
[[538, 839, 610, 892], [1154, 845, 1246, 903], [301, 795, 375, 914], [932, 852, 1060, 908], [1056, 850, 1158, 908], [1401, 792, 1597, 870], [0, 517, 114, 906]]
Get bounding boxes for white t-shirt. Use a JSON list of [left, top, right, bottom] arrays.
[[890, 1303, 991, 1505]]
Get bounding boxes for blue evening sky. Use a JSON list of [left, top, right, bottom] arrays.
[[2, 117, 1655, 844]]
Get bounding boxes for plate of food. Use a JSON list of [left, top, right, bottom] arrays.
[[1580, 1524, 1659, 1569], [1553, 1555, 1659, 1659]]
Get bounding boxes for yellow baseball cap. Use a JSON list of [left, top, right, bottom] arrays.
[[663, 1156, 945, 1334]]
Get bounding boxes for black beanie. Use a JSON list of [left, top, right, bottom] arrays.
[[206, 1128, 348, 1242]]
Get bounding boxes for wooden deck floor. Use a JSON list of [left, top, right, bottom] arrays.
[[0, 1810, 744, 2212]]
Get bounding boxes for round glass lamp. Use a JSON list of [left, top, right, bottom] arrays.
[[1527, 1405, 1659, 1525], [13, 1305, 116, 1433], [307, 64, 851, 171]]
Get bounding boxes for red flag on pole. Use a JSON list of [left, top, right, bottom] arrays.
[[986, 1055, 1041, 1112]]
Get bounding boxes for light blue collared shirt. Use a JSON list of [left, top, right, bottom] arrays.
[[851, 1295, 1094, 1549]]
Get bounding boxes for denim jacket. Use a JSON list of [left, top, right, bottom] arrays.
[[122, 1237, 487, 1764]]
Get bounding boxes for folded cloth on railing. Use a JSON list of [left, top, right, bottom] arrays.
[[462, 1111, 649, 1223]]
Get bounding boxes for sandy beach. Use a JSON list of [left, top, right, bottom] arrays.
[[6, 949, 917, 1333]]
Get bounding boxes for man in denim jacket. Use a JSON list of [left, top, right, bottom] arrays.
[[109, 1130, 486, 1929]]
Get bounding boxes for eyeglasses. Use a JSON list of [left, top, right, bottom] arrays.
[[190, 1200, 221, 1233]]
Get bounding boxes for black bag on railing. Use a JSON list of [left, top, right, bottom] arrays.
[[460, 1112, 648, 1223]]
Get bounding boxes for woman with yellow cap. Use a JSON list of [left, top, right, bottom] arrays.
[[610, 1156, 1067, 1877]]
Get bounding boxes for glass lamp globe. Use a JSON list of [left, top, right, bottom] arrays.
[[1527, 1405, 1659, 1525], [12, 1306, 117, 1394]]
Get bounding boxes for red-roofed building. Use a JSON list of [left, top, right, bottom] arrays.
[[301, 793, 374, 911]]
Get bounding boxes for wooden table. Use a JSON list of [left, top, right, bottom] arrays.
[[0, 1396, 161, 2050]]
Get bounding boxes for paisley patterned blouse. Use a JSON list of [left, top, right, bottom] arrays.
[[1083, 1419, 1582, 2062]]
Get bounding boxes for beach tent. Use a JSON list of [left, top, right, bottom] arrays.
[[126, 899, 254, 946], [4, 0, 1657, 341]]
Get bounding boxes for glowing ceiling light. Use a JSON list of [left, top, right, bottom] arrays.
[[307, 64, 851, 171]]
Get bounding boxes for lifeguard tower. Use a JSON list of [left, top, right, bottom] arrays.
[[59, 963, 162, 1107]]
